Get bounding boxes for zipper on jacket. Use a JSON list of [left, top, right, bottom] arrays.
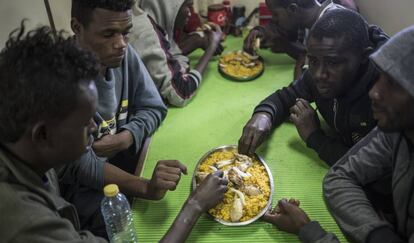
[[333, 99, 339, 132]]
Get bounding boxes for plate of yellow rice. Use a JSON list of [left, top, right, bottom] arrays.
[[192, 145, 274, 226], [218, 51, 264, 82]]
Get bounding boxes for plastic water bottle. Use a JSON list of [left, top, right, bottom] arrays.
[[101, 184, 138, 243]]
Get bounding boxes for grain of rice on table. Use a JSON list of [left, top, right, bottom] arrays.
[[197, 149, 271, 222]]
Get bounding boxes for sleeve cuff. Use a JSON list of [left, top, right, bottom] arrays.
[[299, 221, 328, 243], [367, 226, 404, 243], [306, 128, 327, 152], [120, 124, 144, 155], [252, 25, 267, 33], [253, 105, 275, 123], [95, 155, 106, 189], [189, 69, 202, 86]]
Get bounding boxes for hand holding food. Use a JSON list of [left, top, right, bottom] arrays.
[[243, 28, 264, 55], [194, 147, 273, 224], [189, 171, 228, 212], [206, 23, 223, 49], [238, 112, 273, 155]]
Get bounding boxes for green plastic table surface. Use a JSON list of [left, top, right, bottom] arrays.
[[132, 36, 347, 243]]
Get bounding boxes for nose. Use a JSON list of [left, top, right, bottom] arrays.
[[314, 64, 329, 82], [89, 118, 98, 134], [369, 74, 384, 101], [113, 34, 127, 50]]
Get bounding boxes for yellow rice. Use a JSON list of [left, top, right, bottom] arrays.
[[219, 52, 264, 79], [197, 149, 271, 222]]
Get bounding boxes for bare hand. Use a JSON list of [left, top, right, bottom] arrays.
[[238, 112, 273, 155], [262, 199, 310, 235], [243, 29, 264, 54], [147, 160, 188, 200], [189, 171, 228, 212], [289, 98, 320, 142], [92, 130, 133, 158], [205, 23, 223, 54]]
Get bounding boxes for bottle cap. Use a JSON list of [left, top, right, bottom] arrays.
[[104, 184, 119, 197]]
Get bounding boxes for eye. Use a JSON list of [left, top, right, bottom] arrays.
[[386, 77, 401, 89], [326, 59, 342, 66], [103, 32, 115, 38], [308, 57, 318, 65]]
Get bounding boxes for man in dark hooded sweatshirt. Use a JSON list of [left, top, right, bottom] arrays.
[[238, 8, 388, 166]]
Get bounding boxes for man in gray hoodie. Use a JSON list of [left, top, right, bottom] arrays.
[[71, 0, 167, 174], [262, 26, 414, 243], [323, 25, 414, 243], [64, 0, 182, 238]]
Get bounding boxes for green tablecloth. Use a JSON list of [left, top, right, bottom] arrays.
[[132, 36, 347, 242]]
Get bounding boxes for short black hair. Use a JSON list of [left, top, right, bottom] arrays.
[[271, 0, 317, 9], [308, 8, 370, 51], [71, 0, 135, 27], [0, 21, 100, 143]]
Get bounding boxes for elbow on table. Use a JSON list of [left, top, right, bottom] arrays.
[[166, 93, 192, 108], [168, 98, 190, 108], [322, 169, 338, 205]]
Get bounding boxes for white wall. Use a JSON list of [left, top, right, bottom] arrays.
[[0, 0, 48, 47], [356, 0, 414, 35], [0, 0, 71, 47], [195, 0, 414, 35], [1, 0, 413, 47]]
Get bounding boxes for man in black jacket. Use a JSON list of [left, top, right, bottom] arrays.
[[243, 0, 357, 80], [238, 8, 388, 166]]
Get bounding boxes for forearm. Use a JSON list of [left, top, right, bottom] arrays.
[[194, 45, 217, 75], [103, 162, 147, 197], [254, 73, 315, 127], [269, 38, 305, 60], [122, 108, 165, 154], [164, 70, 202, 107], [253, 22, 276, 44], [57, 149, 105, 190], [299, 221, 339, 243], [323, 129, 395, 242], [103, 162, 169, 200], [160, 198, 203, 243], [104, 163, 166, 200], [284, 42, 306, 60], [124, 47, 168, 153], [178, 34, 203, 55], [324, 173, 386, 242], [367, 226, 405, 243]]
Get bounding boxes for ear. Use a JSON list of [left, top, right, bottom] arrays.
[[71, 18, 82, 36], [31, 122, 50, 146], [287, 3, 298, 13], [361, 46, 374, 63]]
